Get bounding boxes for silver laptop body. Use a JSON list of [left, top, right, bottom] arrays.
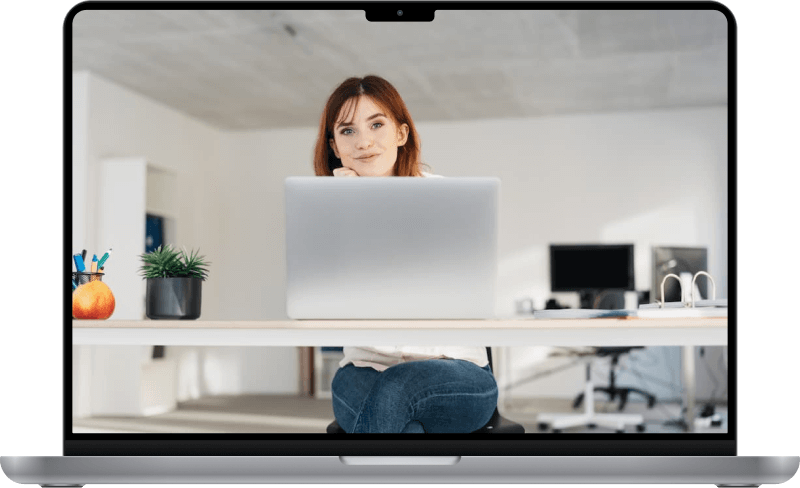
[[3, 2, 799, 487], [3, 456, 798, 486], [285, 176, 499, 319]]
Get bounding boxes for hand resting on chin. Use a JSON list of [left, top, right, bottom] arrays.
[[333, 167, 360, 177]]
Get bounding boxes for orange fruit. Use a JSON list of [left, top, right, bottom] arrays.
[[72, 280, 115, 320]]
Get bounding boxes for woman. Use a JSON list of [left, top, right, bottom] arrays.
[[312, 75, 498, 433]]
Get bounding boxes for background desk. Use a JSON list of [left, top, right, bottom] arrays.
[[72, 317, 727, 432]]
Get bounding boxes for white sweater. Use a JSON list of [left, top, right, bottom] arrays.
[[338, 170, 489, 372]]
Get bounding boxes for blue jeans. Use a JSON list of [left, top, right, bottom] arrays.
[[331, 358, 498, 433]]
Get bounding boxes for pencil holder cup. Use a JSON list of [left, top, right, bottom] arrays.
[[73, 272, 104, 287]]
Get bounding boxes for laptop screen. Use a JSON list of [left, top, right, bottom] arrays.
[[67, 4, 732, 454]]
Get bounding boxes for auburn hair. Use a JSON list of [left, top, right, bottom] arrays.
[[313, 75, 429, 176]]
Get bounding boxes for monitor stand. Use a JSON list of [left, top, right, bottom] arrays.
[[578, 289, 627, 309]]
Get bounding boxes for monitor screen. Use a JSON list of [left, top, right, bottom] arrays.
[[550, 244, 635, 292]]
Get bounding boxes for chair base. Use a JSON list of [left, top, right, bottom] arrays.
[[536, 360, 649, 433], [537, 412, 645, 433], [574, 386, 656, 411]]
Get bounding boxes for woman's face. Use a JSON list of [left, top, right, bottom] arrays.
[[329, 96, 409, 177]]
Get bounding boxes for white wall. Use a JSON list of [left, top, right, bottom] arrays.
[[74, 70, 727, 409], [72, 71, 89, 252]]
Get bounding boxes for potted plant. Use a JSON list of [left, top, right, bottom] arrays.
[[139, 245, 210, 320]]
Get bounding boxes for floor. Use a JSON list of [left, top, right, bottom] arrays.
[[72, 394, 728, 434]]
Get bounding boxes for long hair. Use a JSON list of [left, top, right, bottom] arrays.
[[312, 75, 428, 176]]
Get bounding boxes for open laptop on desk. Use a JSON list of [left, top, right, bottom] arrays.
[[285, 176, 499, 319], [2, 2, 798, 486]]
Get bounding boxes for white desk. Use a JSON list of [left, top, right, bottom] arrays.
[[72, 317, 727, 432], [72, 317, 726, 347]]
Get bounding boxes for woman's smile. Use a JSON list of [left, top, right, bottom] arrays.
[[356, 153, 381, 162]]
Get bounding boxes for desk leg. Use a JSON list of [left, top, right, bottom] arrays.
[[682, 345, 696, 432]]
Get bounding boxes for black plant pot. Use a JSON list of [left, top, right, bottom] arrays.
[[146, 277, 202, 320]]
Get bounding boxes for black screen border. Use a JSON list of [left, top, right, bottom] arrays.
[[64, 0, 737, 456]]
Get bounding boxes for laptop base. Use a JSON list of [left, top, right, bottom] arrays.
[[3, 456, 798, 485]]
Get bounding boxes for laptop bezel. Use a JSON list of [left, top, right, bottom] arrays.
[[64, 0, 736, 456]]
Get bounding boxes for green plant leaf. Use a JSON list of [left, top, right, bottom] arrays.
[[140, 244, 210, 280]]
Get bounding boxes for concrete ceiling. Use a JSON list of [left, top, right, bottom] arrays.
[[72, 9, 728, 131]]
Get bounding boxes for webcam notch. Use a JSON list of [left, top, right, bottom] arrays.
[[365, 7, 435, 22]]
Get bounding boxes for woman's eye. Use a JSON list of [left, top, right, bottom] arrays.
[[341, 123, 381, 135]]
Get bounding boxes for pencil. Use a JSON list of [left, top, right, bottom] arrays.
[[97, 248, 112, 268]]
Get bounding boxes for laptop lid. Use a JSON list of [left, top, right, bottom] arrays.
[[65, 2, 734, 456], [285, 177, 499, 319]]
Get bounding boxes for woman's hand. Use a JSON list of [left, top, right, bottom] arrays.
[[333, 167, 360, 177]]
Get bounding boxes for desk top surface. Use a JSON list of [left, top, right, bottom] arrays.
[[71, 318, 727, 346], [73, 317, 727, 329]]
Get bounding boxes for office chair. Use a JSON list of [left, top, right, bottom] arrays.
[[536, 347, 653, 433], [326, 347, 525, 434], [584, 295, 657, 413], [572, 347, 657, 412]]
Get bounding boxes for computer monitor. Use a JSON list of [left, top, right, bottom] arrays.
[[549, 244, 635, 308], [652, 246, 709, 304]]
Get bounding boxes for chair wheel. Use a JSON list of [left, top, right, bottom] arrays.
[[538, 422, 549, 432], [588, 423, 597, 429], [552, 429, 562, 434], [636, 423, 646, 432]]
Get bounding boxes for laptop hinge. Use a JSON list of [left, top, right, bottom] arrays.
[[340, 456, 461, 465]]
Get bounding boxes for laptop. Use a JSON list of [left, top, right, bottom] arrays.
[[285, 177, 499, 319], [2, 1, 799, 486]]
